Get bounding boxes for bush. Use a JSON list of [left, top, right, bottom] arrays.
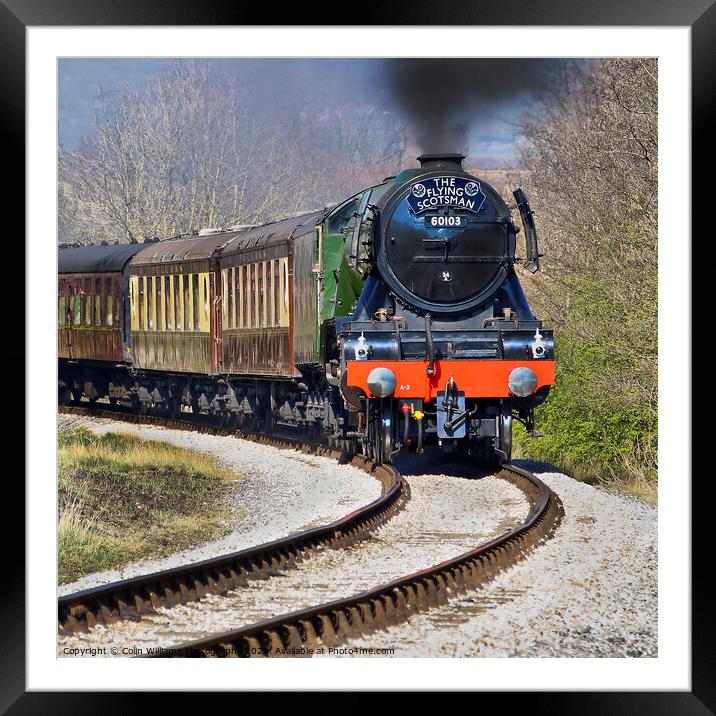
[[512, 59, 657, 501]]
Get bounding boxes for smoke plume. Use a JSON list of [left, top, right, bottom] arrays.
[[385, 59, 560, 155]]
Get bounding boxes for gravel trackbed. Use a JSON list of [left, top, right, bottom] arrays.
[[57, 417, 657, 658], [57, 414, 382, 596], [321, 462, 657, 658]]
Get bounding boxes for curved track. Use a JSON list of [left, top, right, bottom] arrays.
[[58, 405, 408, 635], [58, 404, 564, 658], [149, 464, 563, 658]]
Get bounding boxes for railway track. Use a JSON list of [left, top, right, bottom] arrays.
[[58, 404, 408, 635], [58, 405, 564, 658], [148, 464, 562, 658]]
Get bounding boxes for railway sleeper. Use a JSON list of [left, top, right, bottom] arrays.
[[58, 405, 408, 636], [156, 473, 564, 658]]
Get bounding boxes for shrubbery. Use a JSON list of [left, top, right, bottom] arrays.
[[512, 59, 657, 500]]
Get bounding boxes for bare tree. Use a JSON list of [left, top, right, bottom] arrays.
[[513, 58, 658, 484], [59, 60, 407, 244]]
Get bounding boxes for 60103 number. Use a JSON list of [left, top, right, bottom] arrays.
[[428, 215, 463, 227]]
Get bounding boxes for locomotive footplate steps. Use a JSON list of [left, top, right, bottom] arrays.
[[148, 464, 563, 658], [58, 405, 409, 635]]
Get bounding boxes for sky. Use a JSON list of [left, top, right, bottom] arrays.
[[58, 58, 548, 167]]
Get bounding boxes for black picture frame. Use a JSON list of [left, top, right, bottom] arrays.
[[6, 0, 707, 708]]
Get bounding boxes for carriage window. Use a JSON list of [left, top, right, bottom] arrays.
[[59, 296, 66, 326], [227, 268, 234, 329], [244, 266, 251, 328], [155, 276, 162, 331], [257, 264, 262, 327], [235, 268, 240, 328], [174, 275, 181, 331], [104, 277, 113, 326], [283, 259, 290, 325], [237, 267, 244, 328], [165, 276, 172, 330], [73, 293, 81, 325], [251, 264, 259, 328], [192, 274, 200, 331], [138, 277, 145, 330], [229, 269, 233, 329], [129, 278, 136, 329], [204, 275, 210, 328], [245, 266, 249, 328], [112, 281, 122, 328], [84, 278, 92, 325], [273, 261, 280, 326], [147, 276, 154, 330], [94, 278, 102, 326], [183, 274, 191, 330], [222, 270, 229, 329], [257, 263, 264, 328], [266, 262, 273, 327], [114, 281, 120, 327], [245, 267, 250, 328], [239, 266, 246, 328], [234, 267, 240, 329]]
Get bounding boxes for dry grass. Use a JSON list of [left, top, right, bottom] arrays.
[[514, 437, 657, 505], [58, 429, 238, 584]]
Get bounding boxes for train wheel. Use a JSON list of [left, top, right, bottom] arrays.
[[366, 400, 395, 464], [380, 400, 395, 464], [366, 408, 379, 461]]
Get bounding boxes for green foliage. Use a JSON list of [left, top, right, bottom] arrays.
[[514, 272, 657, 499], [514, 332, 657, 499], [513, 59, 658, 501]]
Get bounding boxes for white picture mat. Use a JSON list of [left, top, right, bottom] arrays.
[[27, 26, 690, 691]]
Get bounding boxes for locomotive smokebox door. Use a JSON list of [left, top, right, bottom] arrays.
[[437, 389, 467, 439]]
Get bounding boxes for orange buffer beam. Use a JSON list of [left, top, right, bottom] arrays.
[[345, 359, 555, 403]]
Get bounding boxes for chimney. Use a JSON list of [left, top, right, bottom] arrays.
[[416, 153, 466, 171]]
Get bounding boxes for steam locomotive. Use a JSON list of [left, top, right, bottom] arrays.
[[58, 154, 553, 465]]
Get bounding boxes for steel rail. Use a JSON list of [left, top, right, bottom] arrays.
[[57, 405, 409, 635], [147, 464, 563, 658]]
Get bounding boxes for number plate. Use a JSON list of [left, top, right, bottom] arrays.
[[424, 213, 468, 227]]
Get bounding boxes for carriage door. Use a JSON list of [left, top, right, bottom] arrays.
[[292, 229, 319, 364], [67, 278, 82, 360], [210, 266, 222, 373], [58, 278, 72, 359]]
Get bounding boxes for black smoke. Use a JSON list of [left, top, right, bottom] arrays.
[[384, 59, 560, 155]]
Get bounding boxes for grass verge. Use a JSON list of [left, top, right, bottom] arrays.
[[58, 428, 237, 584]]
